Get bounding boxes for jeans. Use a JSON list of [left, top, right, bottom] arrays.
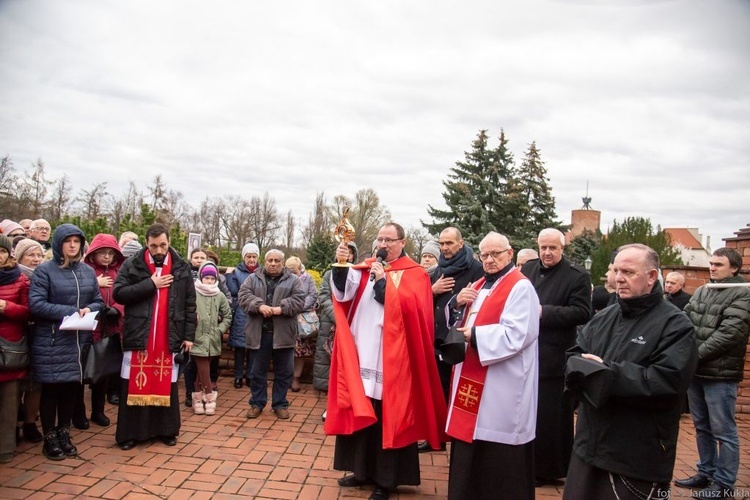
[[687, 378, 740, 489], [248, 332, 293, 411], [234, 347, 252, 379]]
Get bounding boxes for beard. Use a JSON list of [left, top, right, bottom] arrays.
[[152, 253, 166, 267]]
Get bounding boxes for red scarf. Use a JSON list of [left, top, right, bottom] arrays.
[[446, 268, 524, 442], [126, 253, 173, 406]]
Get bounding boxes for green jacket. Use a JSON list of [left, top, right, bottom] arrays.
[[192, 289, 232, 357], [684, 274, 750, 381]]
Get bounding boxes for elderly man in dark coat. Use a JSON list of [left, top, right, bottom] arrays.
[[521, 228, 591, 485]]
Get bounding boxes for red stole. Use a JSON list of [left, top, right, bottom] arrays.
[[446, 268, 525, 443], [126, 254, 173, 406], [325, 255, 448, 449]]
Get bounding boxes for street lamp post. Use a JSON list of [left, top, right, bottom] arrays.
[[584, 256, 592, 272]]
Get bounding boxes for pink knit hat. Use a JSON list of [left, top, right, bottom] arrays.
[[14, 238, 43, 261]]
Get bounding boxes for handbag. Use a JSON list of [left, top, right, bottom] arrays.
[[438, 324, 466, 366], [297, 310, 320, 340], [0, 335, 29, 371], [83, 334, 123, 384]]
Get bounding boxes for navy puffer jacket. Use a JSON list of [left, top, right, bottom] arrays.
[[226, 262, 253, 348], [29, 224, 104, 384]]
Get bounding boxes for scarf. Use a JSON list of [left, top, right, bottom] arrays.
[[195, 279, 220, 297], [126, 252, 173, 406], [437, 245, 478, 278], [0, 264, 21, 286]]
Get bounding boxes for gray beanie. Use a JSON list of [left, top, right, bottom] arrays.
[[242, 242, 260, 257], [421, 240, 440, 259], [14, 238, 43, 261], [121, 239, 143, 258]]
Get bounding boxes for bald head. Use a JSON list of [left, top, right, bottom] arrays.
[[516, 248, 539, 268], [439, 226, 465, 260]]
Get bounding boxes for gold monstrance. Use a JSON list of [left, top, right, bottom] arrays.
[[332, 207, 356, 267]]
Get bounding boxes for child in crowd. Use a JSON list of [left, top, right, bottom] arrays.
[[191, 262, 231, 415]]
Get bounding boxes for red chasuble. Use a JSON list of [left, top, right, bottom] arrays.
[[324, 255, 448, 450], [126, 254, 173, 406]]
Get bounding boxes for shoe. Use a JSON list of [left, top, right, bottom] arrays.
[[693, 483, 732, 499], [247, 406, 262, 419], [118, 440, 136, 450], [160, 435, 177, 446], [274, 407, 290, 419], [0, 453, 12, 464], [322, 410, 326, 422], [91, 412, 110, 427], [204, 390, 218, 416], [338, 474, 365, 487], [23, 422, 44, 443], [56, 426, 77, 457], [192, 391, 205, 415], [73, 418, 90, 430], [16, 426, 22, 445], [185, 392, 193, 407], [370, 486, 390, 500], [107, 393, 120, 405], [234, 378, 243, 389], [674, 473, 711, 489], [43, 430, 65, 461], [291, 377, 301, 392]]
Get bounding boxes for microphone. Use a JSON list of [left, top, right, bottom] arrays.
[[370, 248, 389, 281]]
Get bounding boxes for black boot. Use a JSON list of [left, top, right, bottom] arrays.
[[43, 430, 65, 461], [91, 382, 111, 426], [56, 426, 77, 457], [23, 422, 44, 443]]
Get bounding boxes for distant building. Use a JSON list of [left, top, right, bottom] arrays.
[[664, 227, 711, 267], [565, 189, 600, 245]]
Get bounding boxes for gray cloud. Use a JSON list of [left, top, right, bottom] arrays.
[[0, 0, 748, 250]]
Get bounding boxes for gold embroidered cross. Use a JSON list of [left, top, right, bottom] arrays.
[[457, 382, 480, 408]]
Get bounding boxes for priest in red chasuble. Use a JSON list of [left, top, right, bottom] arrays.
[[446, 231, 540, 500], [325, 222, 447, 500]]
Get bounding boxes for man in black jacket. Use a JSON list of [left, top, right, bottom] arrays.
[[521, 228, 591, 485], [563, 244, 697, 499], [113, 223, 196, 450], [664, 271, 691, 310]]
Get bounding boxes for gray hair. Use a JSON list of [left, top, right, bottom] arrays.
[[538, 228, 565, 246], [618, 243, 660, 271], [265, 248, 285, 260], [479, 231, 511, 251]]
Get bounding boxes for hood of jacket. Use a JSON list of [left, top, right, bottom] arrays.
[[84, 233, 125, 267], [51, 224, 87, 265]]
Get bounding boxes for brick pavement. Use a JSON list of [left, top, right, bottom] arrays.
[[2, 377, 749, 499]]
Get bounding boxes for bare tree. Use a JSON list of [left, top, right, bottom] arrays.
[[76, 182, 111, 220], [193, 197, 225, 247], [221, 195, 255, 250], [302, 192, 333, 246], [249, 192, 281, 251], [284, 210, 296, 251], [406, 226, 434, 259], [347, 188, 391, 254], [17, 159, 51, 219], [0, 156, 17, 217], [48, 174, 73, 221]]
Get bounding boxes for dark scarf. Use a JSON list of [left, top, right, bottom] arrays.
[[437, 245, 477, 278], [618, 280, 664, 317], [0, 264, 21, 286]]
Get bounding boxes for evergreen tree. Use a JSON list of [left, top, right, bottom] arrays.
[[424, 129, 516, 247], [589, 217, 682, 283], [306, 232, 337, 274], [566, 229, 602, 268], [512, 141, 561, 249]]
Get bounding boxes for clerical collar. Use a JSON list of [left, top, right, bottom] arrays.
[[483, 262, 515, 288]]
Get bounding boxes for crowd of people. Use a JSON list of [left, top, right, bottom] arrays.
[[0, 216, 748, 500]]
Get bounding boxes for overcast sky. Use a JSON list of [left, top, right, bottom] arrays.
[[1, 0, 748, 250]]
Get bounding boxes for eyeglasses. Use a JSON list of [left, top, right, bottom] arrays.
[[479, 249, 510, 261], [375, 238, 403, 245], [98, 250, 116, 257], [31, 227, 51, 232]]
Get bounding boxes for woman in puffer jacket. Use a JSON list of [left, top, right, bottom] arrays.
[[0, 234, 31, 464], [29, 224, 103, 461]]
